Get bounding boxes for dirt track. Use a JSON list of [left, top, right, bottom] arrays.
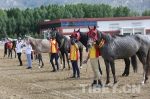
[[0, 47, 150, 99]]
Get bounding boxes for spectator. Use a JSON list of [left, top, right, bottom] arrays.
[[25, 40, 32, 69], [16, 37, 23, 66], [7, 40, 12, 59]]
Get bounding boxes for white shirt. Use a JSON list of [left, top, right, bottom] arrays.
[[16, 42, 22, 53], [25, 44, 32, 54]]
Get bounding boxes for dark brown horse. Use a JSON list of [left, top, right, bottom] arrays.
[[50, 28, 83, 70]]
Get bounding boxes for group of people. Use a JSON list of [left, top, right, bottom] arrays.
[[7, 34, 102, 87], [49, 32, 102, 87], [6, 37, 33, 69]]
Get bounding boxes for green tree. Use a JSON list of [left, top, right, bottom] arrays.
[[142, 10, 150, 16], [0, 9, 8, 39]]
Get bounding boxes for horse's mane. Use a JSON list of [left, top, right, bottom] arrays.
[[97, 29, 113, 43], [78, 31, 88, 47], [26, 36, 42, 50]]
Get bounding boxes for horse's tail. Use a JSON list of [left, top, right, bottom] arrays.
[[131, 54, 138, 72], [146, 49, 150, 76]]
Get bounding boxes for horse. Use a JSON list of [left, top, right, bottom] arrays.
[[4, 38, 17, 58], [50, 28, 84, 70], [72, 29, 137, 76], [86, 26, 150, 86], [24, 36, 51, 68]]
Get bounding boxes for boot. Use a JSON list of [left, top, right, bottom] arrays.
[[76, 75, 80, 79], [91, 80, 97, 87], [97, 80, 103, 88], [70, 74, 76, 78], [51, 66, 56, 72]]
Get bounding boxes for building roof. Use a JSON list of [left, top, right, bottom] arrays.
[[39, 16, 150, 25]]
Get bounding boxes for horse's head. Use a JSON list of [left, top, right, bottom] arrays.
[[86, 26, 98, 49], [69, 29, 80, 44], [46, 29, 52, 40], [24, 36, 34, 47], [50, 27, 58, 39]]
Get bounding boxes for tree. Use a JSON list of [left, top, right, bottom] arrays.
[[0, 10, 8, 39], [142, 10, 150, 16]]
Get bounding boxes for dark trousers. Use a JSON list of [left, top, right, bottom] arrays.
[[8, 49, 12, 58], [17, 53, 22, 65], [71, 60, 80, 76], [50, 53, 59, 70]]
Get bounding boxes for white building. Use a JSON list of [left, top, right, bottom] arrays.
[[39, 16, 150, 38]]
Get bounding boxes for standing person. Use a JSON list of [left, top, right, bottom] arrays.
[[69, 36, 80, 79], [7, 40, 12, 59], [16, 37, 23, 66], [83, 41, 102, 87], [50, 38, 59, 72], [25, 40, 32, 69]]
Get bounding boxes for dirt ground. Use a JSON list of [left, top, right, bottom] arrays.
[[0, 46, 150, 99]]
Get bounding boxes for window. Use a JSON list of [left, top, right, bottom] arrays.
[[40, 23, 61, 29], [61, 21, 97, 27], [109, 23, 119, 30], [123, 33, 131, 35], [132, 22, 142, 27]]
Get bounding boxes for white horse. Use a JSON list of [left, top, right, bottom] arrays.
[[25, 36, 51, 68]]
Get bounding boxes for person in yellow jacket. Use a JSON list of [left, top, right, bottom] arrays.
[[70, 36, 80, 79], [50, 38, 59, 72], [83, 41, 102, 87]]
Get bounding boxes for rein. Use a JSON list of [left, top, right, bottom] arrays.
[[98, 31, 106, 48]]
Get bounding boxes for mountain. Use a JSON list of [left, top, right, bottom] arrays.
[[0, 0, 150, 13]]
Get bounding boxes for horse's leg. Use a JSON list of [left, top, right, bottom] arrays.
[[40, 54, 44, 68], [58, 51, 63, 66], [145, 50, 150, 83], [104, 59, 110, 87], [14, 49, 16, 58], [61, 52, 65, 70], [110, 60, 117, 86], [79, 48, 83, 69], [131, 55, 137, 73], [60, 54, 63, 66], [38, 53, 44, 68], [141, 57, 147, 84], [98, 60, 102, 75], [122, 58, 130, 76], [65, 52, 70, 70], [136, 52, 147, 84]]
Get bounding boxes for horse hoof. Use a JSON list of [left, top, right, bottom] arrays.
[[80, 66, 82, 69], [141, 81, 145, 85], [113, 83, 118, 87], [62, 68, 65, 70], [105, 84, 109, 87], [122, 73, 125, 76]]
